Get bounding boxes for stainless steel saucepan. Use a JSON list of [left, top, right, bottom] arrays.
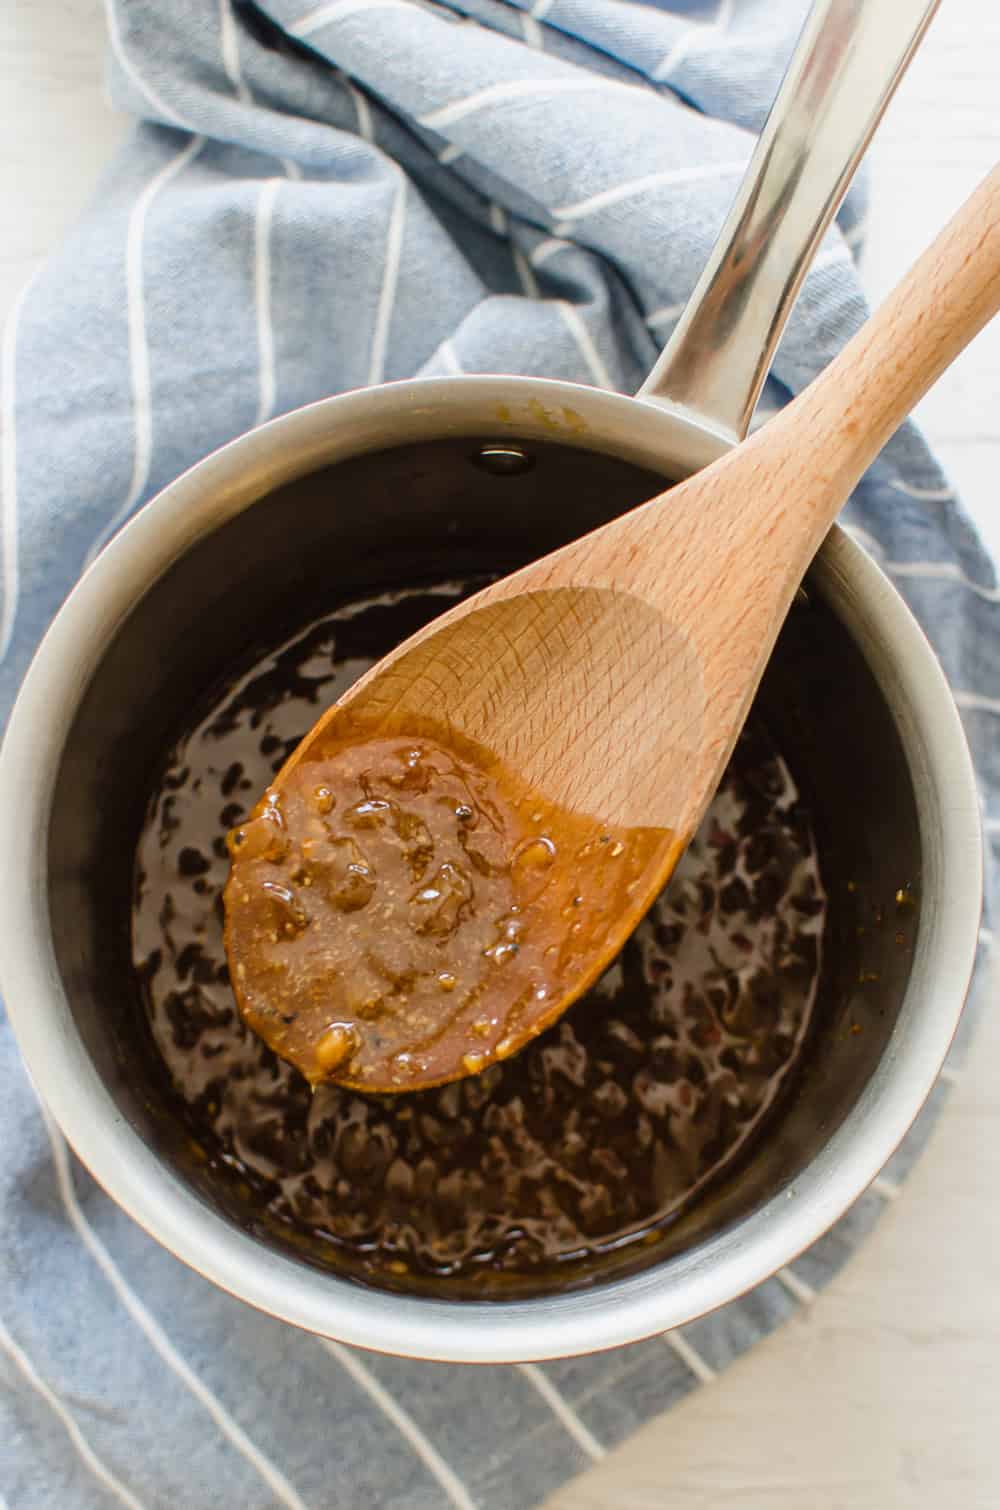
[[0, 0, 979, 1362]]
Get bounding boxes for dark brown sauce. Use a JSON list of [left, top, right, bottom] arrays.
[[132, 582, 827, 1293]]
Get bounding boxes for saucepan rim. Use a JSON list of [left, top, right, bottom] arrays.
[[0, 374, 982, 1362]]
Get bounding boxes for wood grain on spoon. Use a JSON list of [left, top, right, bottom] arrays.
[[225, 165, 1000, 1094]]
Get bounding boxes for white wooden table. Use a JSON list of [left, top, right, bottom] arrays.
[[3, 3, 998, 1507]]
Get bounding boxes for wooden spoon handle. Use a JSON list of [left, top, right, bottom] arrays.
[[772, 162, 1000, 522], [587, 164, 1000, 838]]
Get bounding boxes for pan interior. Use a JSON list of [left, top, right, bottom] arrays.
[[47, 436, 920, 1297]]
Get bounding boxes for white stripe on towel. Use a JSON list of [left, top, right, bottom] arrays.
[[85, 133, 205, 567], [843, 524, 883, 558], [220, 0, 252, 104], [37, 1106, 309, 1510], [419, 77, 638, 132], [530, 236, 571, 268], [521, 13, 545, 48], [662, 1329, 716, 1384], [0, 1316, 146, 1510], [438, 338, 464, 375], [345, 77, 375, 142], [557, 301, 612, 388], [220, 0, 301, 177], [369, 178, 408, 385], [871, 1174, 901, 1202], [320, 1340, 477, 1508], [842, 530, 999, 603], [887, 477, 954, 502], [883, 559, 1000, 603], [646, 300, 686, 329], [514, 246, 540, 298], [254, 179, 282, 426], [777, 1266, 817, 1304], [553, 161, 745, 223], [652, 0, 733, 80], [290, 0, 413, 38], [954, 690, 1000, 716], [516, 1363, 606, 1462]]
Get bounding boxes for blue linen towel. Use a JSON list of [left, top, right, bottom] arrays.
[[1, 2, 997, 1507]]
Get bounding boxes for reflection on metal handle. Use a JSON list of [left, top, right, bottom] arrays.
[[638, 0, 940, 443]]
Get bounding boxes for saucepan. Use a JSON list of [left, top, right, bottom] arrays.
[[0, 0, 980, 1362]]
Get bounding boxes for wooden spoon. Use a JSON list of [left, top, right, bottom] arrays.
[[225, 166, 1000, 1094]]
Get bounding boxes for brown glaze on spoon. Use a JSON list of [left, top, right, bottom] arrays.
[[225, 166, 1000, 1094]]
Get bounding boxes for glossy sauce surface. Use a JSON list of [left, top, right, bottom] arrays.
[[132, 583, 827, 1294], [225, 725, 668, 1090]]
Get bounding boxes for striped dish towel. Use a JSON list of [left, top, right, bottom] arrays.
[[1, 2, 997, 1507]]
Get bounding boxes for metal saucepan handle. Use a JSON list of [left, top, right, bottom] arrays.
[[638, 0, 940, 443]]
